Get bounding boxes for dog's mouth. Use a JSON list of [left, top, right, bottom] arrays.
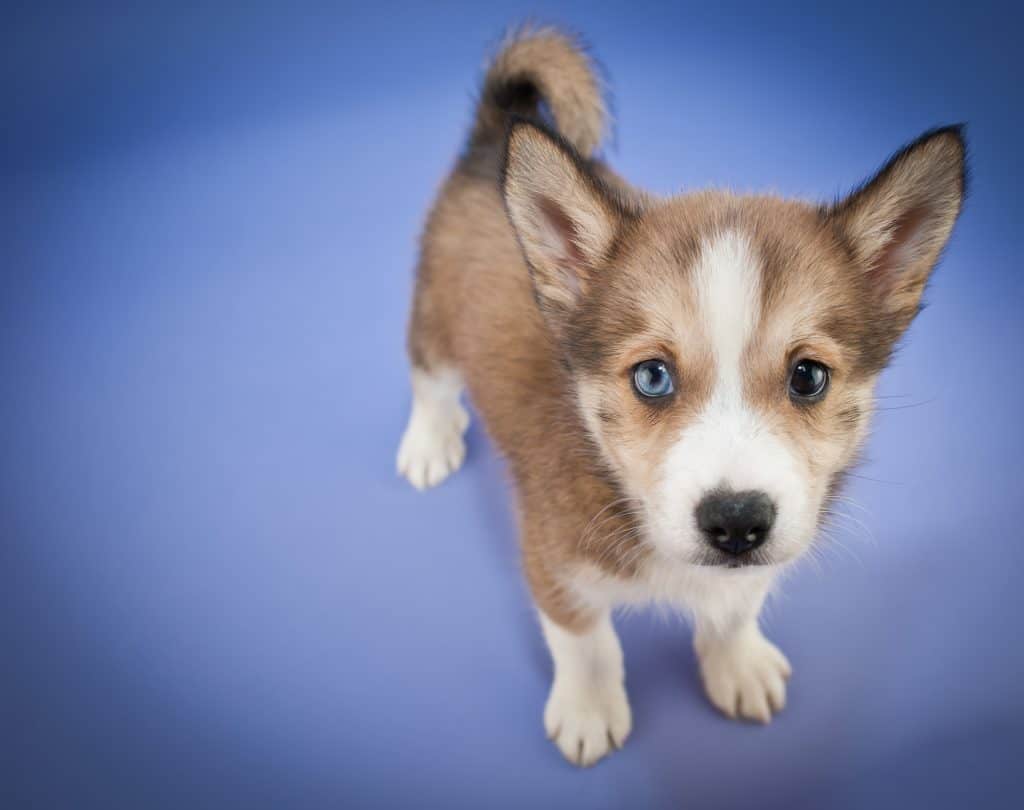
[[690, 547, 778, 569]]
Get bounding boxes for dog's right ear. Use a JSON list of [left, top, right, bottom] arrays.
[[502, 121, 624, 338]]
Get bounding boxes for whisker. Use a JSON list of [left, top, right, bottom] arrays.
[[873, 397, 938, 412], [843, 471, 904, 486]]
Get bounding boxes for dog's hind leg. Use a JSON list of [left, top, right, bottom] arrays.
[[396, 365, 469, 490], [396, 259, 470, 491]]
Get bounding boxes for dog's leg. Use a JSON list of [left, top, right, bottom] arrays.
[[540, 610, 632, 767], [396, 366, 469, 490], [692, 580, 791, 724], [399, 235, 470, 491]]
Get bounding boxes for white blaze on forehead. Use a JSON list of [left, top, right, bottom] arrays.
[[648, 228, 814, 561], [694, 229, 762, 400]]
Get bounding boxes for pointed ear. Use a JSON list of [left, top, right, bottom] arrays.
[[826, 126, 967, 334], [502, 120, 626, 336]]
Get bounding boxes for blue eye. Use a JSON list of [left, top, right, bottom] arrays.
[[633, 360, 674, 398]]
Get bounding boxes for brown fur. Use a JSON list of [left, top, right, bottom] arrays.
[[408, 166, 627, 629]]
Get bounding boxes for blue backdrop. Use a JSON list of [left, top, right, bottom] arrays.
[[4, 2, 1022, 807]]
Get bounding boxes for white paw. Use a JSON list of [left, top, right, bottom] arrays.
[[396, 397, 469, 490], [544, 677, 632, 767], [697, 627, 791, 724]]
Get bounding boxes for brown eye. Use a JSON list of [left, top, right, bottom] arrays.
[[789, 360, 829, 401]]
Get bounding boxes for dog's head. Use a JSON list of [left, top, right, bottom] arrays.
[[502, 121, 965, 570]]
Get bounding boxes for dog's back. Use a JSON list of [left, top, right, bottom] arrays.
[[407, 27, 611, 399]]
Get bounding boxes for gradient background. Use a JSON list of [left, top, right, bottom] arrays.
[[4, 2, 1023, 807]]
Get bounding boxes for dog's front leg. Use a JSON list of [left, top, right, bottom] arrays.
[[539, 610, 632, 767], [692, 579, 791, 724]]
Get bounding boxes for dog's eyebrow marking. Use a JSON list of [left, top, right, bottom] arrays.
[[694, 229, 762, 405]]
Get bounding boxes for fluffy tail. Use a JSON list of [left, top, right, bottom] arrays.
[[469, 26, 608, 158]]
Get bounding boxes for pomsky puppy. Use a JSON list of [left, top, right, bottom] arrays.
[[397, 26, 965, 766]]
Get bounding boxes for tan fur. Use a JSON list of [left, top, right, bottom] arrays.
[[404, 30, 965, 639]]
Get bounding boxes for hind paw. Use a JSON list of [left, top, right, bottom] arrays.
[[396, 369, 469, 490]]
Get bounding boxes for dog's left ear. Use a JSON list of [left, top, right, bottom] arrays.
[[826, 126, 966, 334]]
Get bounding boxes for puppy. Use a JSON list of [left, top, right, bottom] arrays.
[[397, 26, 965, 766]]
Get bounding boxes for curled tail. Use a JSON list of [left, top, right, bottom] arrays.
[[469, 26, 608, 158]]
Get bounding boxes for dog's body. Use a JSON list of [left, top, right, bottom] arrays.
[[397, 28, 965, 766]]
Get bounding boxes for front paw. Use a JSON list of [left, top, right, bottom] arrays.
[[544, 677, 632, 767], [697, 627, 791, 724]]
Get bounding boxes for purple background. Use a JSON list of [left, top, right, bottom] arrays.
[[4, 2, 1023, 807]]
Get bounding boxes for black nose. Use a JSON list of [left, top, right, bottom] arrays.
[[696, 490, 776, 556]]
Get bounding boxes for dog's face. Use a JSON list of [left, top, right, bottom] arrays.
[[503, 123, 965, 569]]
